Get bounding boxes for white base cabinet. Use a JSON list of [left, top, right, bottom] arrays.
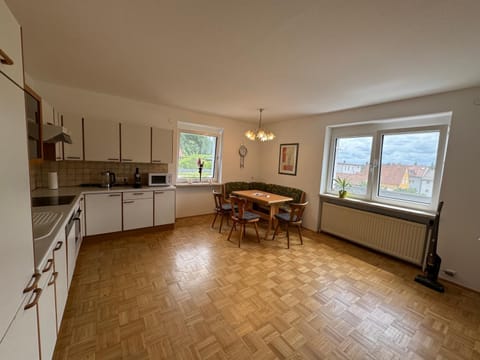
[[123, 191, 153, 230], [37, 258, 57, 360], [154, 190, 175, 226], [52, 233, 68, 330], [0, 293, 39, 360], [85, 193, 122, 236]]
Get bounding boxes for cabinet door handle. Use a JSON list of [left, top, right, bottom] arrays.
[[133, 192, 144, 195], [152, 160, 162, 163], [122, 158, 132, 162], [108, 194, 121, 197], [155, 191, 164, 194], [123, 200, 134, 204], [107, 158, 119, 161], [0, 49, 14, 65], [23, 273, 40, 293], [42, 258, 54, 273], [48, 272, 58, 286], [66, 156, 81, 160], [24, 288, 42, 310], [54, 241, 63, 251]]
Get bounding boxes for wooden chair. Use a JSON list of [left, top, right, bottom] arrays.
[[227, 196, 261, 247], [272, 201, 308, 248], [212, 190, 232, 233]]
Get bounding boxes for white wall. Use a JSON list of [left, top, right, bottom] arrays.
[[29, 79, 262, 217], [259, 86, 480, 291]]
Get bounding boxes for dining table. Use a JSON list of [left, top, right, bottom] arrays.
[[230, 189, 293, 239]]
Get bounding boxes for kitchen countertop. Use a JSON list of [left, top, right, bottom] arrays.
[[31, 185, 176, 271]]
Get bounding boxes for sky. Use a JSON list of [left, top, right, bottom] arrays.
[[336, 131, 440, 166]]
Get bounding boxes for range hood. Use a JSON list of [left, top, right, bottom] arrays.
[[42, 123, 72, 144]]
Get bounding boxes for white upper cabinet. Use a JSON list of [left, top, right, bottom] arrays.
[[0, 1, 23, 87], [62, 113, 83, 161], [84, 118, 120, 162], [152, 127, 173, 164], [121, 123, 150, 163]]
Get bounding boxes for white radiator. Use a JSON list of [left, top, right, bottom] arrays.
[[320, 202, 427, 265]]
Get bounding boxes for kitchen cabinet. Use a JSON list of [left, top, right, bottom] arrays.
[[37, 258, 57, 360], [52, 233, 68, 330], [0, 291, 40, 359], [151, 127, 173, 164], [85, 192, 122, 235], [121, 123, 150, 163], [154, 189, 175, 226], [25, 86, 42, 160], [62, 113, 84, 161], [0, 0, 23, 86], [123, 191, 153, 230], [0, 71, 37, 339], [84, 118, 120, 162]]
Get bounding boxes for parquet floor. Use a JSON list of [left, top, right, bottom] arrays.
[[53, 215, 480, 359]]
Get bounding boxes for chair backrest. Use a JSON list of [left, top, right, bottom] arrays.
[[289, 202, 308, 222], [213, 190, 224, 210], [229, 196, 246, 220]]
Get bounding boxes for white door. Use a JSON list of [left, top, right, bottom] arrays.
[[151, 127, 173, 164], [83, 118, 120, 162], [121, 123, 150, 163], [0, 0, 24, 86], [52, 233, 68, 330], [0, 74, 36, 339], [62, 113, 84, 160], [154, 190, 175, 226], [85, 193, 123, 235]]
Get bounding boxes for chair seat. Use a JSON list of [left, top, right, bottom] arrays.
[[240, 211, 260, 221], [221, 203, 232, 211], [275, 212, 299, 222]]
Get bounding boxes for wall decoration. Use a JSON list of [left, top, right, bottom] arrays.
[[278, 143, 299, 176]]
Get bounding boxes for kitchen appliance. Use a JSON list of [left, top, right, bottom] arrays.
[[134, 168, 141, 188], [148, 173, 172, 187], [65, 206, 82, 288], [42, 123, 72, 144], [31, 195, 76, 207], [101, 170, 116, 188]]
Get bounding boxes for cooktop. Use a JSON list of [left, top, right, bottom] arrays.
[[31, 195, 76, 207]]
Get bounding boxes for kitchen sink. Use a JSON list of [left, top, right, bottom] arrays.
[[31, 195, 76, 207], [32, 211, 63, 240]]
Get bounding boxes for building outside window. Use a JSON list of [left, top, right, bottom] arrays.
[[176, 122, 223, 183], [325, 113, 450, 211]]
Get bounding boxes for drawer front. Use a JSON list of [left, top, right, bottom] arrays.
[[123, 191, 153, 200]]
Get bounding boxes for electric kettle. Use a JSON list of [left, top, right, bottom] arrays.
[[101, 170, 116, 188]]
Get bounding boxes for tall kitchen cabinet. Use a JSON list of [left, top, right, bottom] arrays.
[[84, 118, 120, 162], [0, 0, 39, 358]]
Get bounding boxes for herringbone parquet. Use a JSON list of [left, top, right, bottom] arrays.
[[53, 215, 480, 359]]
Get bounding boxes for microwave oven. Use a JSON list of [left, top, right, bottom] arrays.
[[148, 173, 172, 187]]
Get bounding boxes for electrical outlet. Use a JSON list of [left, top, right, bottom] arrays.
[[443, 269, 456, 277]]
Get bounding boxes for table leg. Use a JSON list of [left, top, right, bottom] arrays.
[[265, 204, 279, 240]]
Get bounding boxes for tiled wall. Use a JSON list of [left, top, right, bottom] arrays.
[[30, 161, 169, 190]]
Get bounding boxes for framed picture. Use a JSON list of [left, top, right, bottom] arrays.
[[278, 143, 299, 176]]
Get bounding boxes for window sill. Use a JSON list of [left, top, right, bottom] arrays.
[[319, 193, 435, 225], [175, 182, 222, 188]]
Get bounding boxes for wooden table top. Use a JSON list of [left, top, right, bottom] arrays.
[[231, 189, 293, 205]]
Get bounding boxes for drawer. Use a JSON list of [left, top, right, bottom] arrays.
[[123, 191, 153, 200]]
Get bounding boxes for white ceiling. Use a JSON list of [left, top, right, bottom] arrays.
[[7, 0, 480, 122]]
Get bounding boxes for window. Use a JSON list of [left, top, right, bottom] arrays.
[[177, 122, 223, 183], [325, 113, 450, 211]]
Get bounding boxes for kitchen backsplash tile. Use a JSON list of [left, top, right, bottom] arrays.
[[29, 161, 168, 190]]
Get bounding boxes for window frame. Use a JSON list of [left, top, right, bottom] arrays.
[[325, 114, 450, 211], [176, 122, 223, 184]]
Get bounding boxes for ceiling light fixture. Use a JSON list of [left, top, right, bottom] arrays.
[[245, 108, 275, 142]]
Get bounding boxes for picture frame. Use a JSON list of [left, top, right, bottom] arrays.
[[278, 143, 299, 176]]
